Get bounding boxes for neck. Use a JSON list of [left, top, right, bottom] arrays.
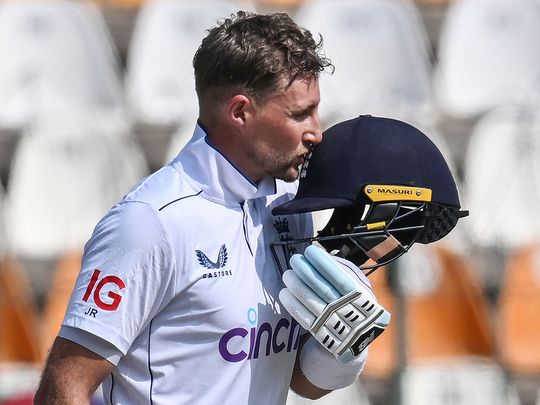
[[203, 122, 263, 185]]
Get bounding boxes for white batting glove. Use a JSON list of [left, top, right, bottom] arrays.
[[280, 245, 390, 363]]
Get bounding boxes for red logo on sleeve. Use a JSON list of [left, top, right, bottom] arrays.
[[82, 269, 126, 311]]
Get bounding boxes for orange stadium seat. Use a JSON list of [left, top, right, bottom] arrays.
[[93, 0, 147, 10], [359, 260, 396, 379], [499, 243, 540, 375], [0, 257, 42, 364], [40, 251, 83, 358], [364, 244, 495, 378], [406, 245, 494, 361], [362, 244, 522, 404]]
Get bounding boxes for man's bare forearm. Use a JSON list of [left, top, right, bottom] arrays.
[[34, 337, 114, 405]]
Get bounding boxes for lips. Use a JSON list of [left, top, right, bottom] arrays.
[[295, 155, 306, 167], [298, 150, 311, 164]]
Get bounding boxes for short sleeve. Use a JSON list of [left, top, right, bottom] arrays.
[[61, 201, 176, 355], [58, 325, 123, 365]]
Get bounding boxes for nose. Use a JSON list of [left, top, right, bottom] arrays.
[[303, 112, 323, 146]]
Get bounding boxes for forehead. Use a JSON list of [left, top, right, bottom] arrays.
[[266, 76, 320, 106]]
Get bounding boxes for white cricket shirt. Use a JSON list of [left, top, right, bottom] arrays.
[[60, 123, 313, 405]]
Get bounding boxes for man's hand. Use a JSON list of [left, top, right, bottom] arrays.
[[280, 245, 390, 363]]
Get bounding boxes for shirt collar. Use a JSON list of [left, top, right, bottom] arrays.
[[171, 123, 277, 203]]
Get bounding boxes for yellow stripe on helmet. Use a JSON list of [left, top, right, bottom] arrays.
[[364, 185, 432, 202]]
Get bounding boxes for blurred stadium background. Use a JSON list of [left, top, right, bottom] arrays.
[[0, 0, 540, 404]]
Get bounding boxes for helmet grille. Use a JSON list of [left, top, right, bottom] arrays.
[[417, 204, 463, 244]]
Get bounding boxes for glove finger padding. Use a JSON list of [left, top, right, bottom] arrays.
[[288, 254, 341, 303], [279, 287, 316, 330], [282, 270, 326, 319], [280, 245, 391, 363]]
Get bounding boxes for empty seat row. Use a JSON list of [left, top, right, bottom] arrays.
[[1, 0, 539, 170]]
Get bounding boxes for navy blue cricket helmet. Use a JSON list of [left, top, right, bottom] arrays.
[[272, 115, 468, 275]]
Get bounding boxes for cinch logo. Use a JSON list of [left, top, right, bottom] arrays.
[[219, 308, 302, 362], [82, 269, 126, 311]]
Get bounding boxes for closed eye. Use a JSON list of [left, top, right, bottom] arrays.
[[291, 106, 316, 121]]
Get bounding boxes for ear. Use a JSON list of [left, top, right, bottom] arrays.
[[228, 95, 253, 127]]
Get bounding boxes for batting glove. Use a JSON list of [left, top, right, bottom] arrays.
[[280, 244, 390, 363]]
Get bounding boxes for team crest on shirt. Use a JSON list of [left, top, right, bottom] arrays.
[[196, 244, 232, 278], [273, 217, 297, 255]]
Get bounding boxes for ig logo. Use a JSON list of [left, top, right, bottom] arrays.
[[82, 269, 126, 312]]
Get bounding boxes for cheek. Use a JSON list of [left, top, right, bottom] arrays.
[[256, 114, 304, 151], [272, 123, 304, 149]]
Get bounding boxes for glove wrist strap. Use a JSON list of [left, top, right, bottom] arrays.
[[299, 337, 368, 391]]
